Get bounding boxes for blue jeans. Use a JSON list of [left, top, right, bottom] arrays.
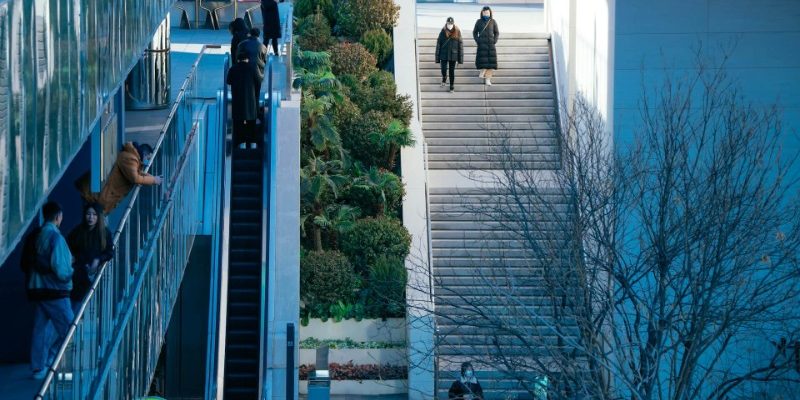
[[31, 298, 74, 372]]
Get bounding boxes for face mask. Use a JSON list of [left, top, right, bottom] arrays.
[[464, 370, 474, 378], [482, 15, 490, 21], [447, 23, 454, 30]]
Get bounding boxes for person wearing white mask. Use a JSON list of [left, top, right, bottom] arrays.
[[448, 361, 484, 399], [473, 6, 499, 86], [435, 16, 464, 93]]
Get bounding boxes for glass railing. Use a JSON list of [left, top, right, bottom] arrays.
[[0, 0, 176, 266], [34, 45, 222, 400]]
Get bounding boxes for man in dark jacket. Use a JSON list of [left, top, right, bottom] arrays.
[[237, 27, 269, 97], [435, 17, 464, 92], [227, 52, 260, 149], [473, 6, 499, 86], [28, 201, 74, 380], [261, 0, 282, 55]]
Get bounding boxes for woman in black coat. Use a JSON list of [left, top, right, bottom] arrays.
[[472, 6, 499, 86], [435, 17, 464, 93], [448, 362, 484, 400], [261, 0, 282, 55], [67, 203, 114, 308], [229, 18, 249, 55]]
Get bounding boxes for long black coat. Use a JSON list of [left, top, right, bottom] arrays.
[[227, 61, 260, 121], [435, 28, 464, 64], [261, 0, 282, 40], [448, 379, 484, 400], [67, 226, 114, 302], [230, 18, 248, 52], [472, 17, 499, 70]]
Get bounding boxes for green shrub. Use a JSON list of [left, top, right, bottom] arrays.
[[341, 110, 391, 166], [340, 217, 411, 275], [347, 71, 414, 126], [331, 42, 377, 79], [365, 256, 407, 317], [294, 0, 335, 24], [335, 0, 400, 38], [360, 29, 393, 66], [300, 251, 361, 311], [296, 12, 336, 52], [344, 167, 405, 217], [332, 96, 361, 140]]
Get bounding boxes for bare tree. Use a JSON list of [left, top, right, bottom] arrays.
[[408, 60, 800, 400]]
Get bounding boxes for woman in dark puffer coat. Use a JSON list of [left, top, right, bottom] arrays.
[[435, 17, 464, 93], [472, 6, 499, 86]]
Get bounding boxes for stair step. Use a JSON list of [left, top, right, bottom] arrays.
[[421, 90, 553, 100], [419, 68, 551, 78], [422, 106, 554, 116], [419, 53, 549, 63], [420, 97, 554, 107], [418, 45, 550, 55], [423, 114, 553, 123], [421, 83, 552, 93]]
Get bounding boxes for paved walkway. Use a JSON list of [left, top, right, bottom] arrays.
[[417, 2, 544, 33]]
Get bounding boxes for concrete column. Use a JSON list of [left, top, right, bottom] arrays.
[[394, 0, 437, 399], [126, 16, 171, 110]]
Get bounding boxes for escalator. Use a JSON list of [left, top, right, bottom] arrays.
[[222, 147, 266, 399]]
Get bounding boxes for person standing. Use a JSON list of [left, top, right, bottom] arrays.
[[67, 202, 114, 308], [227, 52, 260, 149], [229, 18, 249, 55], [261, 0, 282, 55], [28, 201, 74, 380], [97, 142, 163, 214], [473, 6, 499, 86], [237, 27, 268, 97], [436, 17, 464, 93], [448, 362, 485, 400]]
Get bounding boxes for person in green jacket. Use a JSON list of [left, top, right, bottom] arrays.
[[28, 201, 74, 380]]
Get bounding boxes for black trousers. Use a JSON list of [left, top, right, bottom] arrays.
[[233, 119, 258, 146], [440, 60, 456, 88]]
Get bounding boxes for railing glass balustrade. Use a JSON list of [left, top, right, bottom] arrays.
[[34, 46, 222, 400]]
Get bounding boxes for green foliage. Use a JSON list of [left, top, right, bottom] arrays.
[[345, 166, 405, 217], [360, 29, 393, 66], [296, 12, 336, 52], [369, 119, 415, 169], [300, 251, 361, 310], [330, 42, 377, 79], [346, 71, 414, 126], [335, 0, 400, 38], [341, 110, 391, 167], [300, 337, 405, 349], [332, 96, 361, 140], [340, 217, 411, 275], [301, 156, 349, 250], [294, 0, 335, 24], [364, 256, 407, 317]]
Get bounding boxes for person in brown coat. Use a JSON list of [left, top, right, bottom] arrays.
[[77, 142, 162, 214]]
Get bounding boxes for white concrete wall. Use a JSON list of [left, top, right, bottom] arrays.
[[546, 0, 615, 127], [395, 0, 437, 399], [614, 0, 800, 150]]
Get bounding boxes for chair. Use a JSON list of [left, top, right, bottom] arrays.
[[199, 0, 234, 30], [236, 0, 262, 30], [172, 0, 196, 29]]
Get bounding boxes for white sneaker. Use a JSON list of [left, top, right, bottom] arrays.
[[440, 81, 446, 87], [250, 143, 258, 149], [479, 70, 485, 78], [485, 78, 492, 86]]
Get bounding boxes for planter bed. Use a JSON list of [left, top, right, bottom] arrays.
[[300, 348, 406, 365], [301, 318, 406, 342], [299, 379, 407, 395]]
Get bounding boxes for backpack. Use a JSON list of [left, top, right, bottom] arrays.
[[20, 226, 42, 276]]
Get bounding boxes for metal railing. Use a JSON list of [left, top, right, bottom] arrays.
[[35, 45, 221, 400]]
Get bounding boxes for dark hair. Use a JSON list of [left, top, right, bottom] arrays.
[[137, 143, 154, 158], [249, 27, 261, 38], [73, 202, 108, 252], [460, 362, 473, 376], [481, 6, 491, 11], [42, 201, 62, 222]]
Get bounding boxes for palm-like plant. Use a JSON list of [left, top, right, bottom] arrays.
[[312, 204, 361, 248], [368, 119, 415, 169], [301, 92, 341, 156], [301, 154, 348, 250], [351, 164, 404, 216]]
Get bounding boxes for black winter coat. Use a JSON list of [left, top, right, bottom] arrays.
[[472, 17, 499, 70], [230, 18, 249, 52], [67, 226, 114, 302], [448, 379, 484, 400], [436, 28, 464, 64], [237, 37, 268, 81], [227, 61, 260, 121], [261, 0, 282, 40]]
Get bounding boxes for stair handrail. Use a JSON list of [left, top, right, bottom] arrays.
[[206, 54, 233, 400], [35, 44, 220, 400]]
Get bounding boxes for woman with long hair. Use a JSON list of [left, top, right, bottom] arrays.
[[67, 203, 114, 307], [436, 17, 464, 93]]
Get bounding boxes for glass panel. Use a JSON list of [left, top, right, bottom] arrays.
[[0, 0, 175, 263]]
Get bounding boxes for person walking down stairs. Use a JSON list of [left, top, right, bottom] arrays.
[[473, 6, 499, 86], [436, 17, 464, 93]]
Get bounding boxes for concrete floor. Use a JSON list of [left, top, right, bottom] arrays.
[[417, 2, 544, 33]]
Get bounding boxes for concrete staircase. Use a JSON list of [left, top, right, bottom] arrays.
[[416, 32, 560, 170], [416, 31, 568, 400]]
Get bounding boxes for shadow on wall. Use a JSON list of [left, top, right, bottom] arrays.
[[0, 139, 92, 363]]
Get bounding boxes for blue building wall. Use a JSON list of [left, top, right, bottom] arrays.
[[0, 0, 175, 265]]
